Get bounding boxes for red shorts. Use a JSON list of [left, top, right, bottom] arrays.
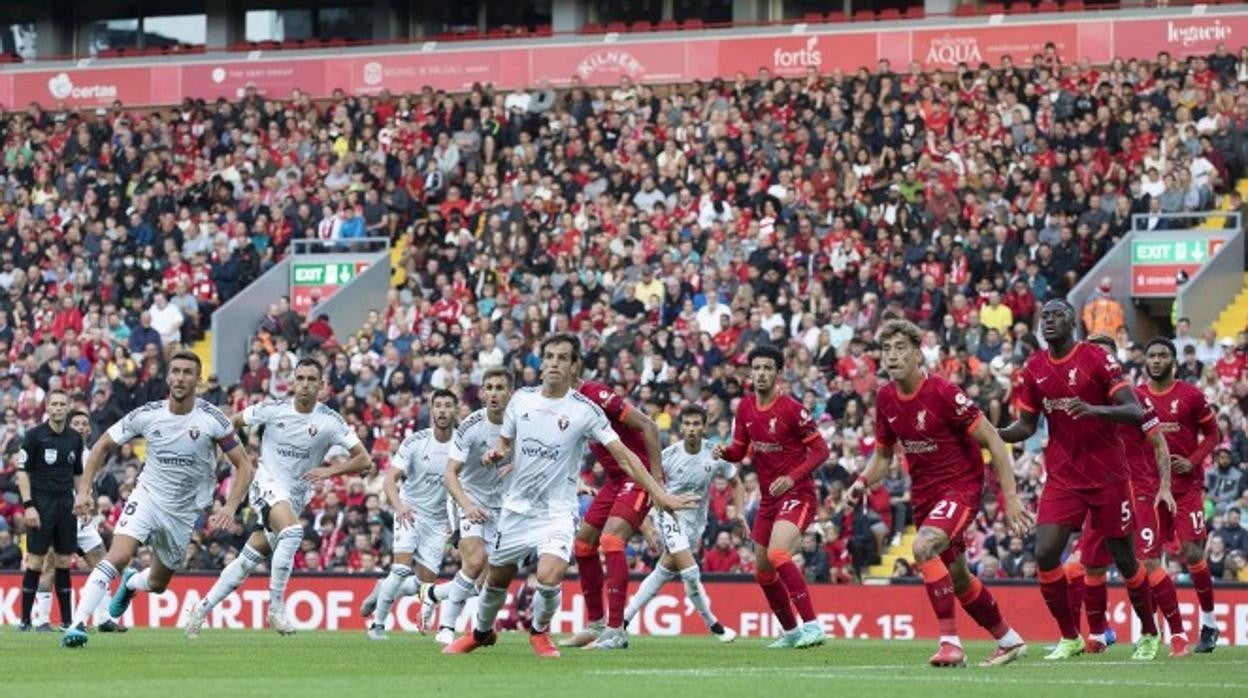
[[1079, 490, 1161, 567], [582, 478, 650, 532], [1158, 487, 1207, 545], [914, 497, 976, 565], [1038, 481, 1134, 539], [751, 490, 817, 548]]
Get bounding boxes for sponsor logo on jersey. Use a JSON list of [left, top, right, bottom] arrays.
[[1042, 397, 1083, 414], [752, 441, 783, 453], [900, 439, 938, 454], [277, 445, 311, 460], [519, 437, 562, 461], [155, 452, 196, 468]]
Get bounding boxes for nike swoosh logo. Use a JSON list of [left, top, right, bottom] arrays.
[[1037, 377, 1048, 384], [887, 417, 897, 423]]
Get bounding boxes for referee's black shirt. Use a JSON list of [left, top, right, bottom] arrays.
[[18, 423, 84, 496]]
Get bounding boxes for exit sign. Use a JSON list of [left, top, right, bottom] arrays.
[[1130, 238, 1224, 264]]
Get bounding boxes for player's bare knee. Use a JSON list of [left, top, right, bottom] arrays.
[[1184, 545, 1203, 567]]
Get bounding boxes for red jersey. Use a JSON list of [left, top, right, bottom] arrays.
[[1015, 342, 1138, 489], [875, 374, 986, 506], [725, 393, 820, 503], [1123, 387, 1163, 494], [1140, 381, 1216, 494], [578, 381, 649, 481]]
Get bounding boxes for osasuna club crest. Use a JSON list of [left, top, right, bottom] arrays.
[[557, 415, 570, 431], [308, 425, 319, 438], [189, 427, 200, 440]]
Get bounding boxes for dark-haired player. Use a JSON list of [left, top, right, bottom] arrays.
[[1138, 337, 1221, 652], [849, 319, 1032, 667], [713, 345, 830, 649], [1065, 335, 1183, 656], [63, 351, 256, 648], [443, 334, 693, 658], [188, 357, 371, 637], [563, 369, 664, 650], [998, 301, 1173, 661]]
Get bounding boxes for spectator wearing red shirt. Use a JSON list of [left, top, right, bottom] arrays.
[[1215, 339, 1244, 387], [702, 531, 742, 573]]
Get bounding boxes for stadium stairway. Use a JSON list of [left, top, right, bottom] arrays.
[[193, 332, 213, 377], [1212, 273, 1248, 338], [865, 525, 917, 578]]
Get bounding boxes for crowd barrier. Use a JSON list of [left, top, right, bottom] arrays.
[[1, 573, 1244, 645]]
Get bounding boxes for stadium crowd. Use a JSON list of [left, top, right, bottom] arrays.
[[1, 41, 1247, 588]]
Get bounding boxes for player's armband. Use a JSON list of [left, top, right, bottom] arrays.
[[218, 434, 240, 452]]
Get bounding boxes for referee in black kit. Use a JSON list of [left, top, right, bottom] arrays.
[[16, 389, 84, 631]]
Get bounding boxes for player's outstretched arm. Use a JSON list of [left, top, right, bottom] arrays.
[[620, 406, 664, 482], [304, 443, 372, 483], [997, 409, 1038, 444], [846, 443, 892, 508], [972, 417, 1034, 537], [713, 416, 751, 463], [1147, 429, 1176, 514], [607, 440, 696, 513], [481, 437, 512, 467], [445, 457, 487, 523], [213, 439, 255, 530], [75, 432, 118, 517], [729, 474, 750, 535]]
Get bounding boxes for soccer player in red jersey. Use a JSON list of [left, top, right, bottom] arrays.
[[1139, 337, 1222, 653], [712, 345, 831, 648], [848, 320, 1032, 667], [1064, 335, 1186, 656], [561, 372, 665, 650], [998, 299, 1174, 661]]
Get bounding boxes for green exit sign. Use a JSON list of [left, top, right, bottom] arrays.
[[1131, 238, 1222, 264]]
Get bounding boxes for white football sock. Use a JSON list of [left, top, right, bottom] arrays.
[[437, 571, 478, 628], [125, 568, 151, 593], [371, 564, 411, 625], [93, 605, 112, 627], [998, 628, 1024, 648], [679, 565, 718, 628], [624, 564, 677, 624], [33, 591, 52, 626], [202, 544, 265, 612], [72, 561, 117, 628], [269, 525, 304, 608], [531, 583, 561, 634], [1201, 610, 1217, 629], [474, 585, 507, 634]]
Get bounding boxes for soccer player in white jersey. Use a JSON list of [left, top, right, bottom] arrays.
[[186, 357, 371, 637], [32, 409, 126, 633], [364, 388, 457, 640], [62, 351, 255, 648], [443, 333, 696, 658], [422, 366, 514, 644], [623, 405, 746, 642]]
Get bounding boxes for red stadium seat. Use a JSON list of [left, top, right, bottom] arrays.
[[582, 23, 605, 34], [534, 24, 552, 36], [1036, 1, 1060, 12], [879, 9, 902, 20], [681, 18, 704, 29], [1010, 1, 1035, 13], [904, 8, 926, 19], [605, 21, 628, 33], [1063, 0, 1085, 8], [954, 5, 979, 16], [802, 12, 825, 22], [630, 21, 654, 32], [656, 20, 678, 31]]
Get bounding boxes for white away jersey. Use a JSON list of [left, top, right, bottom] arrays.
[[243, 400, 360, 500], [500, 387, 619, 518], [448, 408, 506, 511], [661, 441, 736, 521], [393, 428, 453, 526], [108, 399, 234, 511]]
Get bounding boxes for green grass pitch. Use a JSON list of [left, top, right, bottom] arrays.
[[4, 629, 1246, 698]]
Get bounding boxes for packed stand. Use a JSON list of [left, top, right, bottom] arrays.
[[1, 43, 1247, 585]]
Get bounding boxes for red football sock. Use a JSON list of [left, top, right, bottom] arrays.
[[1064, 561, 1086, 634], [1188, 559, 1215, 613], [755, 569, 797, 632], [600, 534, 629, 629], [956, 576, 1008, 639], [1038, 566, 1080, 640], [1124, 567, 1158, 636], [1084, 573, 1108, 635], [1149, 567, 1185, 636], [574, 539, 604, 624], [917, 558, 958, 638], [769, 550, 817, 623]]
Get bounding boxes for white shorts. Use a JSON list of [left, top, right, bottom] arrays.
[[113, 486, 197, 570], [250, 473, 311, 519], [655, 510, 707, 555], [393, 517, 449, 573], [76, 518, 104, 553], [489, 510, 577, 567], [457, 507, 501, 544]]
